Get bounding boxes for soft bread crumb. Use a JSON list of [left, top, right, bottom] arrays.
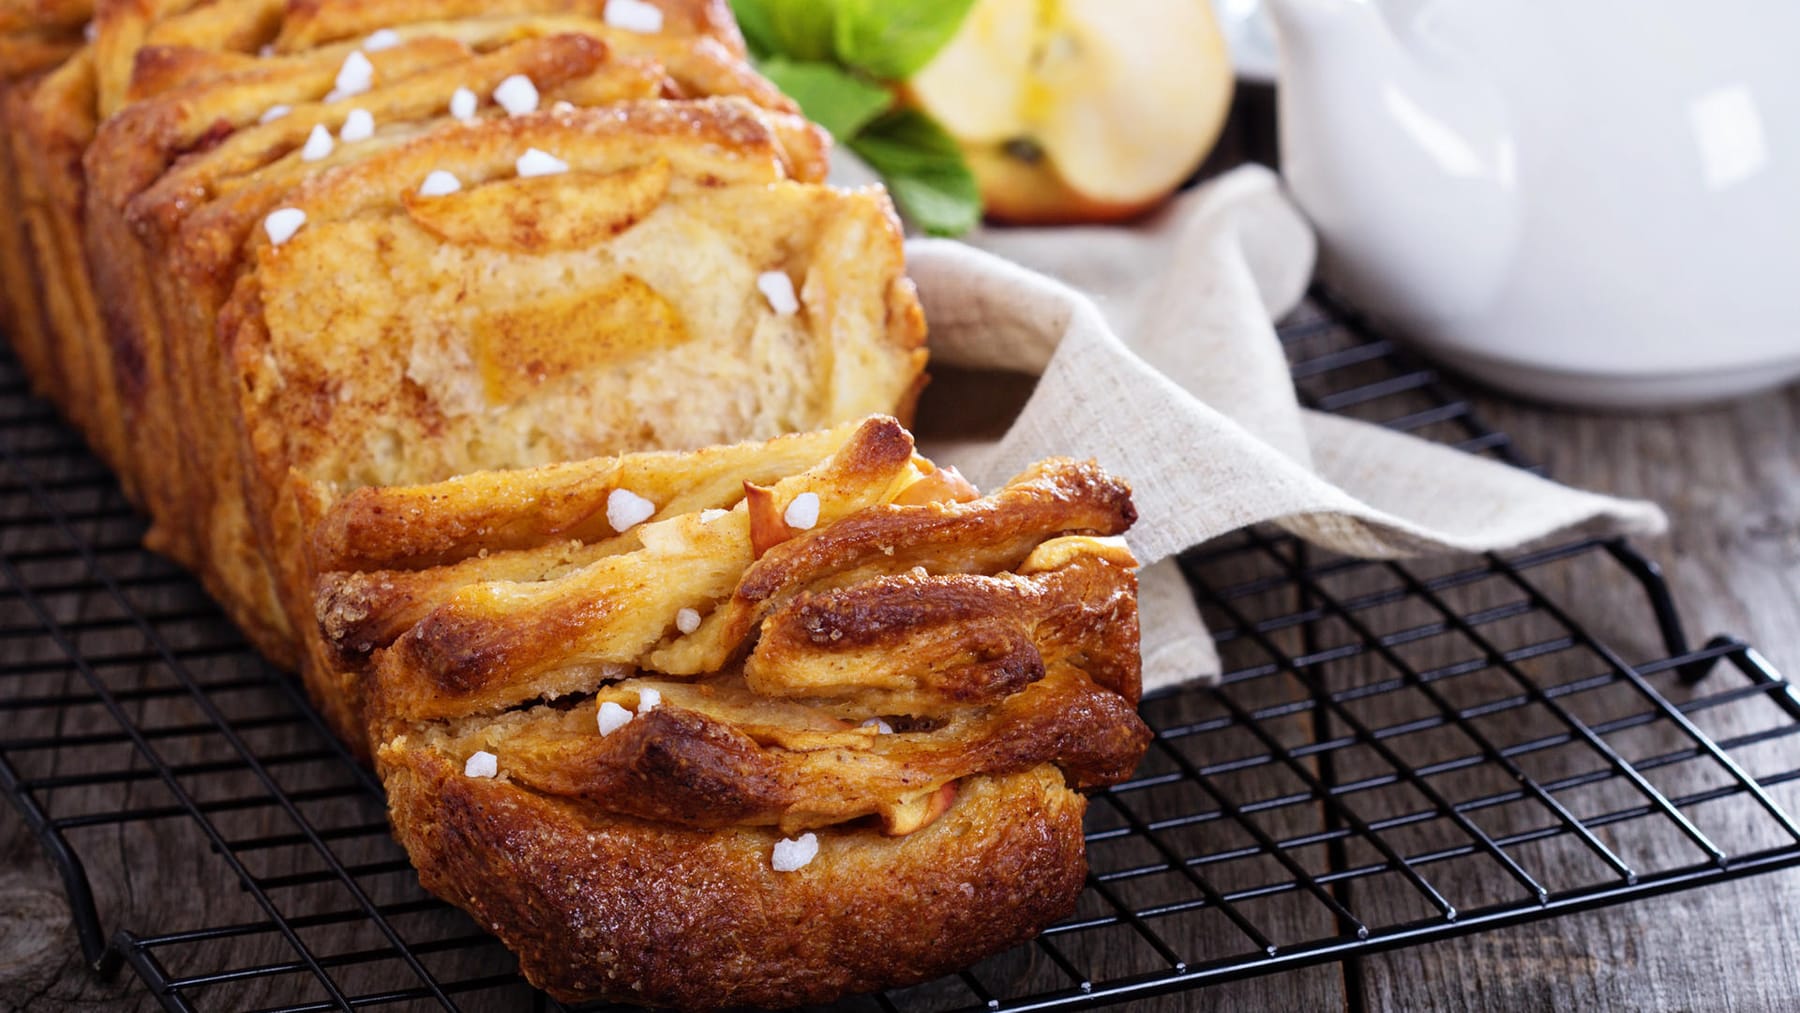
[[340, 108, 375, 142], [757, 270, 799, 316], [264, 208, 306, 246], [463, 751, 498, 778], [300, 124, 333, 162], [450, 87, 477, 121], [771, 833, 818, 872], [606, 488, 655, 532], [597, 701, 633, 736], [516, 148, 569, 178], [245, 121, 928, 514], [418, 170, 462, 197], [494, 75, 540, 117], [675, 608, 701, 634], [784, 492, 820, 531], [605, 0, 665, 33]]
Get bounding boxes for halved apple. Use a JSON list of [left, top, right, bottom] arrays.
[[908, 0, 1235, 224]]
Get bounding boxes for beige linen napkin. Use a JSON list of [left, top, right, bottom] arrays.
[[898, 164, 1667, 692]]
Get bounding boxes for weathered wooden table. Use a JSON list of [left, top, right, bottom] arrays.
[[4, 89, 1797, 1010]]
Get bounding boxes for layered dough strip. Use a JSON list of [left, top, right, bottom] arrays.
[[322, 417, 1149, 840], [318, 418, 1136, 718], [420, 555, 1147, 836]]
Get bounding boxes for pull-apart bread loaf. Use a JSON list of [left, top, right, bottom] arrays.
[[0, 2, 1153, 1008], [314, 417, 1150, 1007]]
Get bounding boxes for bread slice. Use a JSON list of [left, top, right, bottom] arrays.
[[0, 0, 92, 37], [270, 0, 744, 56], [6, 0, 260, 494], [383, 753, 1089, 1009], [91, 0, 282, 119], [315, 416, 1117, 731], [319, 418, 1147, 1006], [0, 20, 83, 396], [231, 100, 911, 490], [79, 15, 857, 667], [9, 52, 113, 458]]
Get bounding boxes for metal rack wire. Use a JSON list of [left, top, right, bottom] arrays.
[[3, 291, 1798, 1012]]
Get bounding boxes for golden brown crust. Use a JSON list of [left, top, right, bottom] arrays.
[[649, 457, 1137, 678], [0, 0, 92, 37], [748, 548, 1143, 708], [312, 423, 858, 574], [383, 748, 1089, 1009], [339, 423, 1145, 848], [369, 528, 1145, 837], [359, 417, 922, 725], [91, 0, 278, 118], [0, 75, 61, 394], [9, 51, 130, 479], [0, 29, 81, 80], [275, 0, 745, 58], [439, 660, 1148, 832], [738, 457, 1137, 607]]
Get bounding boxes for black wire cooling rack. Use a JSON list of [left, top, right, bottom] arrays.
[[3, 290, 1799, 1013]]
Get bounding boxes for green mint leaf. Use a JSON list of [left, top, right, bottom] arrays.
[[757, 57, 894, 141], [832, 0, 979, 79], [728, 1, 983, 234], [850, 109, 981, 236], [728, 0, 779, 59], [728, 0, 839, 63]]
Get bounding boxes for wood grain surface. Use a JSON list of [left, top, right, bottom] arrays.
[[4, 92, 1799, 1013], [1347, 384, 1800, 1013]]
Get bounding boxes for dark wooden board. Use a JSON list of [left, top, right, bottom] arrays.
[[1344, 384, 1800, 1012]]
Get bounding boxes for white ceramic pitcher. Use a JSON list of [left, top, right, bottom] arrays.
[[1269, 0, 1800, 407]]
